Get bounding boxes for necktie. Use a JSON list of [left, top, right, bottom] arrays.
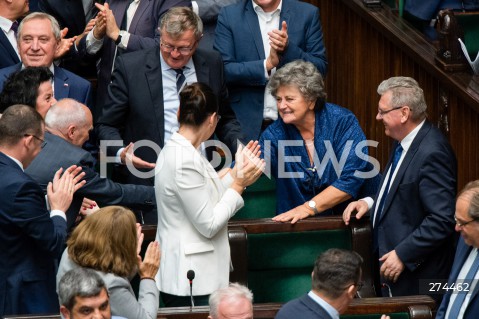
[[373, 143, 403, 251], [174, 68, 186, 93], [10, 20, 19, 37], [447, 251, 479, 318]]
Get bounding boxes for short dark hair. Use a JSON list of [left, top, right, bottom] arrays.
[[312, 248, 363, 299], [58, 268, 108, 312], [0, 104, 44, 146], [178, 82, 219, 127], [0, 67, 53, 112]]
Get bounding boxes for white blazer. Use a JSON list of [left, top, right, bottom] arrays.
[[154, 132, 244, 296]]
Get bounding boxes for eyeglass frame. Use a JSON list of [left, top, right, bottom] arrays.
[[160, 40, 196, 55], [24, 134, 46, 148], [355, 281, 364, 291], [377, 105, 405, 117], [454, 215, 478, 227]]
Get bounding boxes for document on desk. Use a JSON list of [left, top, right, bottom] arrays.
[[459, 38, 479, 74]]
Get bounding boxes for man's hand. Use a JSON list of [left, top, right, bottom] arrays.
[[342, 200, 369, 225], [268, 21, 288, 53], [120, 142, 156, 169], [266, 47, 279, 72], [47, 165, 86, 212], [379, 250, 405, 283], [54, 28, 77, 59], [272, 203, 313, 224], [95, 2, 120, 41], [75, 18, 96, 47]]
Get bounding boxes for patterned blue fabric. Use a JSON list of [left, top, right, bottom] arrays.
[[259, 103, 378, 215]]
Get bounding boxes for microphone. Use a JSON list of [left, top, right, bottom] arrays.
[[187, 270, 195, 307]]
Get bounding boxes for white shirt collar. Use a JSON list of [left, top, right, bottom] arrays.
[[0, 16, 14, 34], [398, 119, 425, 152], [5, 153, 24, 171], [308, 291, 340, 319]]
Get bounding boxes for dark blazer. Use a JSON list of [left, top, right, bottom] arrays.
[[0, 31, 20, 69], [436, 237, 479, 319], [96, 47, 243, 186], [373, 121, 457, 300], [213, 0, 327, 141], [38, 0, 87, 38], [76, 0, 191, 113], [0, 63, 92, 107], [275, 294, 333, 319], [0, 152, 66, 316], [25, 132, 156, 230]]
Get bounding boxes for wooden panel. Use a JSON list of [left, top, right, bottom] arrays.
[[301, 0, 479, 189]]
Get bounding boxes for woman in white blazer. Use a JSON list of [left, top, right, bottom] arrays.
[[154, 82, 264, 307]]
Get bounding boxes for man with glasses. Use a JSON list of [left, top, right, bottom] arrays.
[[0, 104, 85, 316], [97, 7, 242, 223], [343, 76, 457, 302], [436, 180, 479, 319], [275, 249, 390, 319]]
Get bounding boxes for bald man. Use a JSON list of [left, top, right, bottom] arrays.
[[25, 98, 155, 230]]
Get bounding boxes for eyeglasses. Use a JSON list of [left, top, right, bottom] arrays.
[[355, 281, 364, 291], [454, 215, 478, 227], [377, 106, 404, 116], [24, 134, 46, 148], [160, 41, 195, 55]]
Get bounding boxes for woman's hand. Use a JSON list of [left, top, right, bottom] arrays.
[[272, 203, 312, 224], [79, 197, 99, 216], [136, 223, 144, 256], [138, 241, 160, 279], [231, 141, 265, 193]]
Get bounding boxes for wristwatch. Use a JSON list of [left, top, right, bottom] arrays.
[[114, 33, 122, 45], [307, 200, 319, 216]]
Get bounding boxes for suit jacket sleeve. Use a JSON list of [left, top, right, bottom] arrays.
[[394, 147, 457, 271], [279, 6, 328, 76], [196, 0, 241, 22], [14, 181, 67, 259], [76, 152, 155, 207], [214, 8, 268, 86], [108, 275, 159, 319], [96, 56, 130, 156]]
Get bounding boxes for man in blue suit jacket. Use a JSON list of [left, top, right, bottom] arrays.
[[0, 12, 91, 107], [214, 0, 327, 141], [275, 249, 370, 319], [0, 105, 84, 316], [343, 77, 457, 302], [436, 180, 479, 319]]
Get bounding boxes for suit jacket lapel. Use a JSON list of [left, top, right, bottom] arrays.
[[279, 0, 291, 29], [244, 1, 266, 59], [145, 49, 165, 146], [0, 32, 20, 63], [53, 66, 70, 100], [379, 121, 432, 222], [193, 52, 208, 83], [129, 0, 150, 33], [109, 0, 129, 27]]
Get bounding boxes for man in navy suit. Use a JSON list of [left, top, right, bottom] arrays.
[[213, 0, 327, 141], [275, 249, 390, 319], [436, 180, 479, 319], [96, 7, 242, 221], [0, 0, 28, 69], [26, 98, 156, 230], [0, 105, 84, 316], [0, 12, 92, 107], [343, 77, 457, 302]]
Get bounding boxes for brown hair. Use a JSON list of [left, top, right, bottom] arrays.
[[67, 206, 138, 277]]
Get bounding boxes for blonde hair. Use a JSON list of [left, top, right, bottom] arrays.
[[67, 206, 138, 277]]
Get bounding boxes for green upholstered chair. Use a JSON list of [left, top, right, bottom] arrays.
[[233, 175, 276, 219]]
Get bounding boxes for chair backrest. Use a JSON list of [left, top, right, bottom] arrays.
[[233, 175, 276, 219]]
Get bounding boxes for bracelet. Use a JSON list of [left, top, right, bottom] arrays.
[[141, 277, 155, 282]]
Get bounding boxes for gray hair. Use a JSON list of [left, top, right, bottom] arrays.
[[458, 180, 479, 220], [267, 60, 327, 110], [159, 7, 203, 40], [45, 99, 87, 131], [18, 12, 62, 42], [209, 283, 253, 318], [58, 268, 107, 311], [377, 76, 427, 121]]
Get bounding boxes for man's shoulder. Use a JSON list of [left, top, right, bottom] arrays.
[[0, 63, 20, 78], [276, 294, 326, 318], [118, 46, 160, 65], [56, 66, 91, 87]]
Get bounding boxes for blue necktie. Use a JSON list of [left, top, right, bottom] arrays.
[[447, 251, 479, 318], [373, 143, 403, 251], [10, 20, 18, 37], [174, 68, 186, 93]]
